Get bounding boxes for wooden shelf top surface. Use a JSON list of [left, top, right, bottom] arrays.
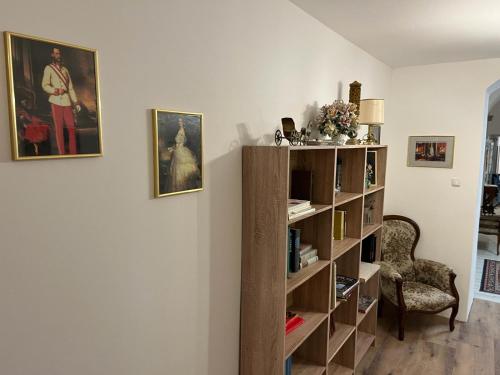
[[288, 204, 332, 224], [289, 144, 388, 150], [335, 192, 363, 206], [362, 223, 383, 239], [292, 359, 325, 375], [359, 262, 380, 283], [285, 310, 328, 358], [287, 260, 330, 294], [328, 362, 354, 375], [364, 185, 385, 195], [333, 237, 360, 260], [355, 331, 376, 367], [328, 322, 356, 362]]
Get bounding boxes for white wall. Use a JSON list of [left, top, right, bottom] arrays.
[[384, 59, 500, 321], [0, 1, 391, 374]]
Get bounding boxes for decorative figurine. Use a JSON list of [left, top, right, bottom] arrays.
[[275, 117, 301, 146]]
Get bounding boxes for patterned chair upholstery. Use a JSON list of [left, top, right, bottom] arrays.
[[377, 215, 459, 340]]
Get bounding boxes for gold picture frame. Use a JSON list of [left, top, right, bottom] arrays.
[[152, 109, 203, 197], [4, 31, 103, 160]]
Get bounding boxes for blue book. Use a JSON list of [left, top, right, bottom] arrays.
[[289, 228, 301, 273], [285, 357, 292, 375]]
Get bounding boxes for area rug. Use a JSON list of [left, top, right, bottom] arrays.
[[480, 259, 500, 295]]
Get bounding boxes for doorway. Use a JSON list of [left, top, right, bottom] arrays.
[[475, 82, 500, 303]]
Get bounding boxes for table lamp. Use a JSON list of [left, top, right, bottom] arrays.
[[358, 99, 384, 145]]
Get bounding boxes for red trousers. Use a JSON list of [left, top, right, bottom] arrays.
[[51, 104, 76, 155]]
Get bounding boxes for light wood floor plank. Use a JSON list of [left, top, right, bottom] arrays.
[[356, 299, 499, 374]]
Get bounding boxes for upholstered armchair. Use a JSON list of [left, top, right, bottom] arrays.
[[377, 215, 459, 340]]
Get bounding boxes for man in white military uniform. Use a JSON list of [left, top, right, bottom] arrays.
[[42, 47, 81, 155]]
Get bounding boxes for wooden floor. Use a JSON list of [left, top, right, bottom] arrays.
[[356, 299, 500, 374]]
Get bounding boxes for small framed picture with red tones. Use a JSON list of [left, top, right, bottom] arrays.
[[4, 32, 103, 160], [408, 136, 455, 168]]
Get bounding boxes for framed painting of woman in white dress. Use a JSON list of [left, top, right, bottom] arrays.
[[153, 109, 203, 197]]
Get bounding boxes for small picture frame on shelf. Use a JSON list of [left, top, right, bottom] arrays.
[[407, 136, 454, 168], [366, 151, 377, 186]]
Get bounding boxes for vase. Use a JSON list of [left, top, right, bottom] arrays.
[[331, 134, 347, 146]]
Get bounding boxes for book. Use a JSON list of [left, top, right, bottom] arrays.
[[289, 228, 301, 273], [288, 199, 311, 214], [299, 243, 313, 256], [287, 229, 292, 277], [334, 210, 346, 240], [300, 255, 318, 269], [336, 275, 358, 298], [359, 295, 376, 313], [331, 262, 337, 309], [288, 207, 316, 220], [299, 248, 317, 264], [285, 311, 304, 335], [291, 170, 313, 201], [285, 357, 292, 375], [361, 234, 377, 263]]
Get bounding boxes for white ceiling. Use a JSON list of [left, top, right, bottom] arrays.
[[291, 0, 500, 67]]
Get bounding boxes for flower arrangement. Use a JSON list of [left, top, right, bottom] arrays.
[[316, 100, 359, 138]]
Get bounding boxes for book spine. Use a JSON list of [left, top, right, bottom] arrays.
[[300, 249, 318, 264], [334, 211, 345, 240], [305, 255, 319, 266], [332, 262, 337, 309], [287, 228, 292, 276], [290, 228, 301, 273]]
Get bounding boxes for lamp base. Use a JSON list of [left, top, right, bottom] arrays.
[[345, 138, 359, 145], [362, 125, 379, 145]]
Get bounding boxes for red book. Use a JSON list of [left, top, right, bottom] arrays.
[[286, 315, 305, 335]]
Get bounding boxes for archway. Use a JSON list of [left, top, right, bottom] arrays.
[[469, 80, 500, 306]]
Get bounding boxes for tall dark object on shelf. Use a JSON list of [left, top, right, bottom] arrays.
[[291, 170, 313, 201], [349, 81, 362, 116], [347, 81, 362, 145]]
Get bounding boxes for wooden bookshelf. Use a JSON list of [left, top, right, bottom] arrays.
[[355, 331, 376, 367], [285, 311, 328, 358], [334, 192, 363, 206], [328, 322, 356, 361], [240, 145, 387, 375]]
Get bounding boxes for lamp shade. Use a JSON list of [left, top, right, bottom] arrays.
[[358, 99, 384, 125]]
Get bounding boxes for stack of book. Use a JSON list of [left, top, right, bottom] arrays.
[[336, 275, 358, 301], [288, 199, 316, 221], [298, 243, 319, 270], [288, 228, 319, 274]]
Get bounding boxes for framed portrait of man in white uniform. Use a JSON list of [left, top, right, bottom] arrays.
[[4, 32, 103, 160]]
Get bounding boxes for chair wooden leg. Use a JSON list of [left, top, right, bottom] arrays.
[[398, 309, 405, 340], [378, 297, 384, 317], [449, 305, 458, 332], [497, 234, 500, 256]]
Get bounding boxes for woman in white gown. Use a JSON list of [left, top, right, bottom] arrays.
[[169, 118, 200, 191]]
